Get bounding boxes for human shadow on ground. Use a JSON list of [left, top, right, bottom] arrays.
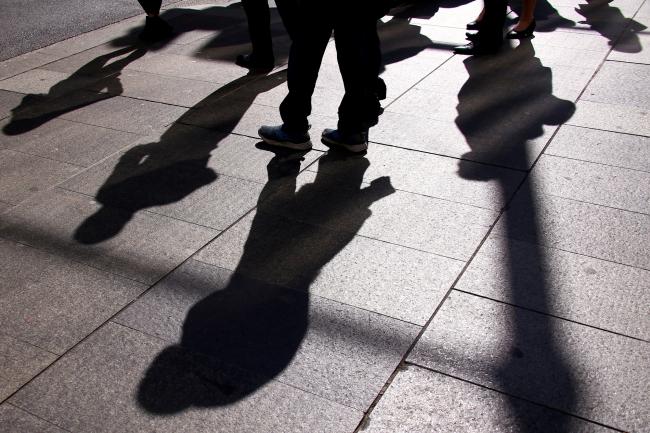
[[575, 0, 646, 53], [456, 40, 580, 431], [73, 70, 287, 244], [2, 46, 147, 135], [3, 3, 290, 137], [136, 150, 395, 412]]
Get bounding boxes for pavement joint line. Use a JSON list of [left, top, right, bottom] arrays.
[[368, 138, 531, 173], [563, 121, 650, 139], [4, 402, 73, 433], [0, 329, 60, 357], [544, 150, 650, 175], [537, 189, 650, 217], [399, 363, 629, 433], [0, 147, 88, 170], [450, 288, 650, 344], [607, 58, 650, 66]]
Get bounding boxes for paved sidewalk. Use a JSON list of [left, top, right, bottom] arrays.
[[0, 0, 649, 432]]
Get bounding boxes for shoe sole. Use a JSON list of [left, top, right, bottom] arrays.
[[321, 135, 368, 153], [260, 134, 312, 151]]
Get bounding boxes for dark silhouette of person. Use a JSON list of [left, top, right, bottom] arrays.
[[575, 0, 646, 53], [456, 40, 578, 432], [73, 71, 288, 244], [454, 0, 508, 55], [2, 46, 146, 136], [258, 1, 390, 153], [136, 150, 395, 412]]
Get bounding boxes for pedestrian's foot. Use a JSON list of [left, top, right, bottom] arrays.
[[236, 53, 275, 74], [139, 16, 173, 42], [453, 40, 501, 56], [258, 125, 312, 150], [321, 128, 368, 153]]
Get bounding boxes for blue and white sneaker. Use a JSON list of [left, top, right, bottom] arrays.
[[258, 125, 312, 151]]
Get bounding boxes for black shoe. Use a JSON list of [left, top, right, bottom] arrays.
[[139, 16, 173, 42], [506, 20, 536, 39], [259, 125, 312, 150], [236, 53, 274, 74], [454, 41, 501, 56], [321, 128, 368, 153], [466, 20, 482, 30], [466, 32, 479, 41]]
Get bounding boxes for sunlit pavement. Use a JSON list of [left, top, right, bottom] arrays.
[[0, 0, 648, 431]]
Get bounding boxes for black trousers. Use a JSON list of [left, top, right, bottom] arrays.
[[241, 0, 296, 59], [478, 0, 508, 45], [279, 7, 382, 133], [137, 0, 161, 15]]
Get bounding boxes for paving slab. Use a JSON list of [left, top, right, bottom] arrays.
[[0, 333, 57, 401], [259, 167, 497, 260], [116, 259, 420, 409], [0, 404, 67, 433], [531, 154, 650, 214], [457, 235, 650, 340], [609, 16, 650, 64], [0, 118, 141, 167], [409, 291, 650, 432], [0, 52, 60, 82], [195, 210, 462, 325], [308, 144, 524, 210], [9, 322, 362, 433], [363, 365, 616, 433], [0, 90, 24, 120], [0, 149, 81, 205], [0, 69, 99, 98], [546, 125, 650, 172], [495, 189, 650, 269], [0, 237, 147, 354], [580, 61, 650, 108], [0, 188, 218, 284], [58, 94, 187, 135], [568, 99, 650, 136]]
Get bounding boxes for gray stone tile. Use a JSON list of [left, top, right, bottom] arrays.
[[116, 259, 420, 409], [581, 61, 650, 108], [531, 154, 650, 214], [409, 291, 650, 432], [495, 190, 650, 269], [528, 27, 615, 53], [125, 52, 246, 84], [10, 322, 361, 433], [609, 30, 650, 64], [363, 366, 616, 433], [88, 69, 220, 108], [0, 118, 141, 167], [0, 201, 11, 215], [0, 149, 81, 205], [41, 43, 149, 76], [195, 210, 462, 325], [310, 144, 524, 210], [0, 188, 218, 284], [0, 333, 57, 401], [0, 69, 95, 97], [568, 99, 650, 136], [0, 404, 66, 433], [546, 125, 650, 172], [260, 167, 497, 260], [457, 235, 650, 340], [0, 237, 147, 354], [60, 95, 187, 135], [0, 90, 24, 120], [0, 52, 59, 81]]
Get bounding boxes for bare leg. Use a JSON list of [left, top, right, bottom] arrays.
[[513, 0, 538, 30]]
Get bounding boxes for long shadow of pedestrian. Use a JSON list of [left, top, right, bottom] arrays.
[[73, 70, 287, 244], [2, 46, 147, 136], [575, 0, 646, 53], [456, 40, 579, 431], [136, 150, 395, 412]]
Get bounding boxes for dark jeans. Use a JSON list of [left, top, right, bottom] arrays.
[[280, 7, 382, 133], [137, 0, 161, 15]]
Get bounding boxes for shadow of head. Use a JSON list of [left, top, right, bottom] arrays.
[[455, 40, 575, 175]]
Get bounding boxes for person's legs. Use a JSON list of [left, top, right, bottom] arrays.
[[137, 0, 162, 16], [512, 0, 538, 31], [239, 0, 274, 70], [455, 0, 507, 54], [278, 15, 332, 133]]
